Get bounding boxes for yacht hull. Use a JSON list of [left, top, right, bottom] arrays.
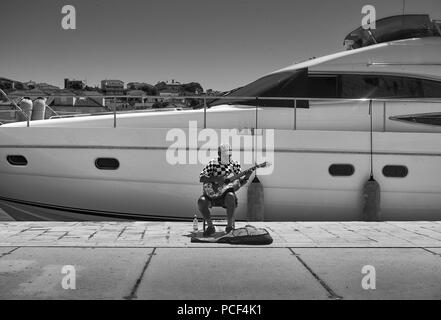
[[1, 127, 441, 221]]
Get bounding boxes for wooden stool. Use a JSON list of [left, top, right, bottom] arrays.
[[203, 215, 235, 232]]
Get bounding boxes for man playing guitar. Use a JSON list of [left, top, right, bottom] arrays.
[[198, 144, 252, 237]]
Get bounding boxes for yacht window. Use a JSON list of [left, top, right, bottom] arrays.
[[341, 75, 378, 98], [210, 69, 310, 108], [329, 164, 354, 176], [95, 158, 120, 170], [382, 165, 408, 178], [340, 74, 429, 98], [307, 75, 339, 98], [7, 155, 28, 166], [380, 76, 424, 98], [211, 70, 441, 108], [420, 79, 441, 97]]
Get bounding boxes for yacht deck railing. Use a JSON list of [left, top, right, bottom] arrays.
[[2, 91, 441, 129]]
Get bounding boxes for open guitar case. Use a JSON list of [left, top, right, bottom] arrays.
[[191, 225, 273, 245]]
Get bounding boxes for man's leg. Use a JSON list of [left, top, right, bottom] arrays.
[[224, 192, 236, 229], [198, 196, 213, 227]]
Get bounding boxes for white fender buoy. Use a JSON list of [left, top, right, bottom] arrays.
[[362, 176, 381, 221], [247, 175, 264, 221], [31, 97, 47, 120], [17, 97, 33, 122]]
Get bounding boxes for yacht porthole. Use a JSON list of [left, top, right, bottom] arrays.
[[329, 164, 354, 177], [95, 158, 120, 170], [382, 165, 408, 178], [6, 155, 28, 166]]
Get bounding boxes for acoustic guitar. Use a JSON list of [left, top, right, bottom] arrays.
[[202, 162, 270, 199]]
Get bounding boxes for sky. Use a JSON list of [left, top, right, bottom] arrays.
[[1, 0, 441, 91]]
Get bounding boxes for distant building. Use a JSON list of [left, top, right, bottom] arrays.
[[48, 90, 107, 115], [101, 80, 124, 96], [158, 80, 184, 96], [0, 77, 27, 91], [50, 89, 76, 106], [127, 82, 150, 90], [80, 91, 106, 108], [126, 90, 145, 97], [64, 78, 86, 90], [126, 90, 145, 106], [125, 90, 157, 109]]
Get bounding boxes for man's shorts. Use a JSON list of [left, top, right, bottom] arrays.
[[200, 191, 238, 209]]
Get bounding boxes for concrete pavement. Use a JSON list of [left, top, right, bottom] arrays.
[[0, 247, 152, 299], [134, 248, 329, 300], [294, 248, 441, 299], [1, 221, 441, 299], [2, 221, 441, 247]]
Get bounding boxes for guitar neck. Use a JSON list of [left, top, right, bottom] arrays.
[[228, 165, 258, 182]]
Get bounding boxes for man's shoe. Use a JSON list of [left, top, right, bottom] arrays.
[[203, 226, 216, 237], [225, 226, 234, 234]]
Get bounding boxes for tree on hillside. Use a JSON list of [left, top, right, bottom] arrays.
[[154, 81, 167, 92], [182, 82, 203, 94], [140, 84, 158, 95]]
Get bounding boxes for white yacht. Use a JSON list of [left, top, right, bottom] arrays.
[[1, 14, 441, 221]]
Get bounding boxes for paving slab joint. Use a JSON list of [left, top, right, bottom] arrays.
[[421, 247, 441, 257], [288, 248, 343, 300], [124, 247, 157, 300], [0, 247, 20, 258]]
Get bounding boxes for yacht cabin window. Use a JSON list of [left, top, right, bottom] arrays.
[[340, 74, 441, 98], [382, 165, 408, 178], [6, 155, 28, 166], [329, 164, 355, 177], [95, 158, 120, 170], [307, 75, 339, 98]]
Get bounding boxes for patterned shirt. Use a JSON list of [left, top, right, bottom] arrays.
[[200, 157, 241, 179]]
